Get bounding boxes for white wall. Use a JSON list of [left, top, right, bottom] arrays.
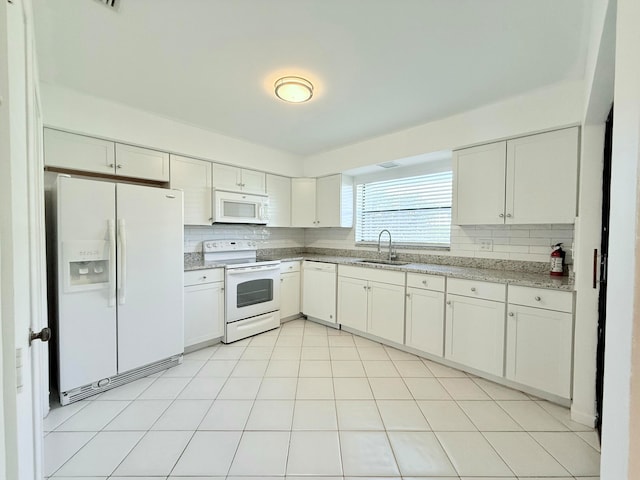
[[601, 0, 640, 476], [302, 80, 584, 177], [40, 83, 304, 177]]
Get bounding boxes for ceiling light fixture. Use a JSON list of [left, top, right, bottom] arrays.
[[274, 76, 314, 103]]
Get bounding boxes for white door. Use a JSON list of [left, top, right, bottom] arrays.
[[337, 276, 368, 332], [170, 154, 213, 225], [56, 178, 118, 392], [184, 282, 224, 347], [506, 304, 573, 397], [291, 178, 317, 227], [44, 128, 115, 175], [505, 128, 579, 224], [445, 294, 506, 376], [213, 163, 241, 191], [405, 287, 445, 356], [280, 272, 301, 319], [115, 143, 170, 182], [1, 1, 47, 477], [266, 174, 291, 227], [368, 281, 405, 344], [240, 168, 266, 194], [453, 141, 507, 225], [316, 174, 341, 227], [116, 184, 184, 372]]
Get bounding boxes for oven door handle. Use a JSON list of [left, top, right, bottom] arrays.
[[227, 265, 281, 275]]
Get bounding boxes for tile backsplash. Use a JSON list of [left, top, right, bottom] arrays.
[[184, 225, 305, 253], [186, 223, 574, 264]]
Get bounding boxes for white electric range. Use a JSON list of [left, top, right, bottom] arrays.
[[203, 240, 281, 343]]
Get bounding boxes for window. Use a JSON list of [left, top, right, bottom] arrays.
[[355, 171, 452, 246]]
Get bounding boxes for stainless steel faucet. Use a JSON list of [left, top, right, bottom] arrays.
[[377, 229, 395, 261]]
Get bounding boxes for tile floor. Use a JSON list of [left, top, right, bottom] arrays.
[[44, 318, 601, 479]]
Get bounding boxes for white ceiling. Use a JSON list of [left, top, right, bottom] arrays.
[[33, 0, 591, 156]]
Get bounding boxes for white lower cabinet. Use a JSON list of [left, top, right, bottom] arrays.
[[405, 273, 446, 356], [337, 266, 405, 344], [302, 261, 337, 323], [506, 286, 574, 398], [445, 279, 506, 377], [280, 261, 301, 320], [184, 269, 224, 348]]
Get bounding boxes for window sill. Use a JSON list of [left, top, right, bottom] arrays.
[[355, 242, 450, 252]]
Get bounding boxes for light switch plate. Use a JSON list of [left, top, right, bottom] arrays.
[[479, 239, 493, 251]]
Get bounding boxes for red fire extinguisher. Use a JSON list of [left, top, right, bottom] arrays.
[[550, 243, 565, 276]]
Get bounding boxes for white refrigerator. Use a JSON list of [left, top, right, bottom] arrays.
[[53, 176, 184, 404]]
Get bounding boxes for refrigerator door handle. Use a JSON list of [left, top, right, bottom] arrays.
[[108, 219, 116, 307], [118, 218, 127, 305]]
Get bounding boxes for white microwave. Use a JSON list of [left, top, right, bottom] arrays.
[[212, 189, 269, 224]]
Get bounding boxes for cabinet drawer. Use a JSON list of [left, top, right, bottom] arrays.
[[407, 273, 445, 292], [447, 278, 506, 302], [280, 261, 301, 273], [508, 285, 573, 313], [338, 265, 405, 286], [184, 268, 224, 286]]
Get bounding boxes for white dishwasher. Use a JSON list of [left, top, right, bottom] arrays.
[[302, 261, 337, 324]]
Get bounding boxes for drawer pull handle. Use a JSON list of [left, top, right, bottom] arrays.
[[422, 280, 428, 285], [446, 300, 452, 305], [471, 287, 477, 292], [280, 278, 284, 282], [508, 312, 514, 316], [535, 296, 541, 301], [202, 276, 207, 280]]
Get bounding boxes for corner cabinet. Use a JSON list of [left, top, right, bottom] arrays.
[[170, 154, 213, 225], [184, 269, 225, 348], [302, 261, 337, 323], [405, 273, 446, 357], [453, 127, 579, 225], [444, 278, 506, 377], [506, 286, 574, 399], [337, 265, 405, 344], [291, 174, 354, 228], [266, 174, 292, 227]]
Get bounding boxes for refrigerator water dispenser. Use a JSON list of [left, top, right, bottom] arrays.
[[63, 240, 111, 292]]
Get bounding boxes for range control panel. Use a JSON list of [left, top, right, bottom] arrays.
[[203, 240, 259, 253]]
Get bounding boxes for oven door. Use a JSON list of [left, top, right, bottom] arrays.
[[226, 264, 281, 322]]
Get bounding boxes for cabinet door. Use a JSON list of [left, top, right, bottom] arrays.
[[405, 287, 445, 356], [506, 305, 573, 398], [170, 155, 213, 225], [337, 276, 368, 332], [291, 178, 317, 227], [44, 128, 115, 175], [266, 174, 291, 227], [445, 294, 505, 376], [184, 282, 224, 348], [302, 268, 336, 323], [453, 141, 506, 225], [213, 163, 242, 191], [241, 168, 266, 194], [506, 128, 579, 224], [316, 174, 342, 227], [368, 281, 405, 344], [115, 144, 169, 181], [280, 271, 301, 319]]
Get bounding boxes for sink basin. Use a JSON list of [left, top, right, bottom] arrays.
[[357, 259, 410, 266]]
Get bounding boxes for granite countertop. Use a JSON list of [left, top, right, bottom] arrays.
[[184, 254, 573, 291]]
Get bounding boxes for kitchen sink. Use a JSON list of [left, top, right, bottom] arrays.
[[357, 259, 410, 266]]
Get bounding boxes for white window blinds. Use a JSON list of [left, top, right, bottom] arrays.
[[355, 171, 452, 245]]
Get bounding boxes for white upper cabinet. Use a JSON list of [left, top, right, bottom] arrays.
[[291, 178, 317, 228], [44, 128, 115, 175], [292, 174, 354, 228], [115, 143, 170, 182], [213, 163, 266, 194], [453, 127, 579, 225], [505, 128, 579, 224], [266, 174, 291, 227], [453, 141, 506, 225], [170, 154, 213, 225]]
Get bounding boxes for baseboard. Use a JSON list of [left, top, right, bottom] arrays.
[[571, 407, 597, 427]]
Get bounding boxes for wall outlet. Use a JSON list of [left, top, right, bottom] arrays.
[[479, 239, 493, 251]]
